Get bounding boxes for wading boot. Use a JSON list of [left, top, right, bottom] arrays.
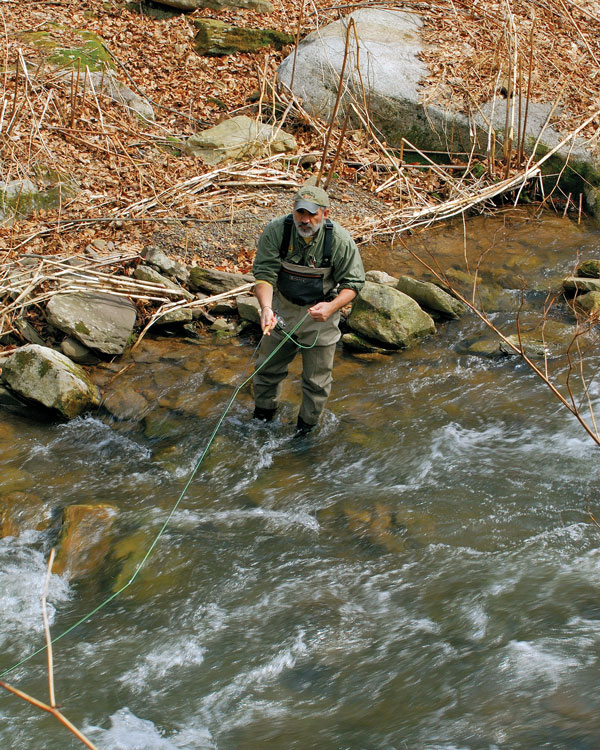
[[294, 415, 315, 438], [253, 406, 277, 422]]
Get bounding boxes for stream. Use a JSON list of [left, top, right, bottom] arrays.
[[1, 209, 600, 749]]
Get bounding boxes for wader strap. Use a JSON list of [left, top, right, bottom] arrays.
[[279, 214, 294, 259], [279, 214, 334, 267]]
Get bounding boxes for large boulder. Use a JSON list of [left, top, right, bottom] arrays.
[[1, 344, 100, 419], [185, 115, 297, 165], [46, 292, 137, 355], [194, 19, 293, 56], [277, 8, 600, 210], [277, 10, 437, 146], [396, 275, 466, 318], [347, 281, 435, 348]]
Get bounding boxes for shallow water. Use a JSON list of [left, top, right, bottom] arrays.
[[2, 211, 600, 750]]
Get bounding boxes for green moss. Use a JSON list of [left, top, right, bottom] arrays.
[[75, 320, 91, 335], [38, 360, 51, 378], [22, 27, 114, 72]]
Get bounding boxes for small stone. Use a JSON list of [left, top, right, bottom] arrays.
[[61, 336, 100, 365]]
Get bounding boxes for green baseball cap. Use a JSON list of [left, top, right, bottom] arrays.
[[294, 184, 330, 213]]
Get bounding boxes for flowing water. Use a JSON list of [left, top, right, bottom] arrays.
[[2, 210, 600, 749]]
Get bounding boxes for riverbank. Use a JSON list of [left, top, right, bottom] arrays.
[[2, 0, 600, 271]]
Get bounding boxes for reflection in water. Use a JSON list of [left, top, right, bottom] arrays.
[[1, 212, 600, 749]]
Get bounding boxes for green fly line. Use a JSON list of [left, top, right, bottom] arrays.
[[1, 311, 319, 679]]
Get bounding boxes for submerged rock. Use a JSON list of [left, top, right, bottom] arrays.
[[317, 501, 435, 555], [347, 281, 435, 348], [52, 503, 117, 581], [102, 386, 149, 421], [1, 344, 100, 419], [0, 491, 52, 538]]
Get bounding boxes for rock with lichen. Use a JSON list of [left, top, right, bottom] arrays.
[[1, 344, 100, 419]]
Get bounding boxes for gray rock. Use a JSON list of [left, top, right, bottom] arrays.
[[189, 266, 254, 294], [236, 294, 261, 324], [61, 336, 100, 365], [46, 292, 137, 356], [185, 115, 297, 165], [211, 300, 238, 315], [365, 270, 398, 286], [211, 318, 237, 332], [72, 70, 154, 122], [347, 281, 435, 348], [278, 10, 433, 144], [278, 8, 600, 210], [134, 265, 193, 299], [0, 177, 78, 224], [142, 246, 190, 283], [2, 344, 100, 419], [155, 307, 194, 325], [341, 332, 392, 353], [396, 275, 466, 318], [14, 318, 46, 346]]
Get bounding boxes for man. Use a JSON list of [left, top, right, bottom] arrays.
[[252, 183, 365, 435]]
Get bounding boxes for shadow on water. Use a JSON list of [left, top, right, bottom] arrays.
[[2, 211, 600, 749]]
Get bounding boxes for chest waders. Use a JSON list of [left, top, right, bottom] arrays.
[[276, 214, 336, 306]]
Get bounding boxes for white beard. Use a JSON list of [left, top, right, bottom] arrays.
[[294, 216, 324, 238]]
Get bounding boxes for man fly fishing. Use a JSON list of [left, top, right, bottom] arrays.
[[252, 183, 365, 436]]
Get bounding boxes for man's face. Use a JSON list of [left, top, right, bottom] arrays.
[[293, 207, 329, 238]]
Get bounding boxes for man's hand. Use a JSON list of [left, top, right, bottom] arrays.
[[308, 301, 333, 322], [261, 305, 277, 335]]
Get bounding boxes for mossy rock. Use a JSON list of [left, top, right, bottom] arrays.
[[576, 259, 600, 279], [194, 19, 293, 56], [22, 26, 114, 72]]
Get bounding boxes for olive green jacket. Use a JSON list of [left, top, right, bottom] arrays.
[[253, 215, 365, 294]]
